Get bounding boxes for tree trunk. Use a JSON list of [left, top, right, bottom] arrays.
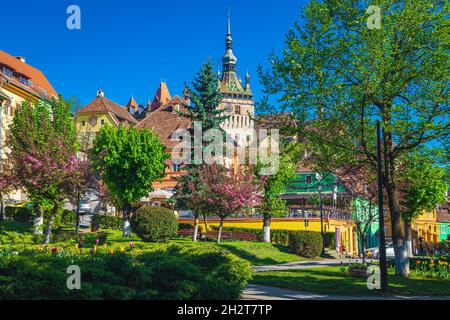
[[123, 205, 132, 237], [404, 220, 413, 258], [262, 215, 271, 243], [217, 217, 224, 244], [361, 235, 366, 264], [192, 214, 199, 242], [44, 203, 59, 244], [33, 206, 44, 235], [75, 190, 81, 234], [0, 192, 4, 221], [203, 214, 209, 237], [386, 185, 410, 276]]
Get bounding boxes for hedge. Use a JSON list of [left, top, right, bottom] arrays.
[[323, 232, 336, 249], [91, 214, 123, 231], [5, 206, 35, 223], [209, 226, 333, 248], [4, 206, 76, 228], [288, 231, 323, 258], [0, 244, 252, 300], [178, 222, 204, 234]]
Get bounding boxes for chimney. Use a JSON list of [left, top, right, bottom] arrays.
[[16, 56, 26, 63], [97, 89, 104, 97]]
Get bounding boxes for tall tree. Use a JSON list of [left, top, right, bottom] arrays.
[[8, 98, 81, 243], [259, 0, 449, 276], [255, 146, 296, 243], [91, 125, 168, 237], [175, 61, 229, 240], [400, 153, 447, 257]]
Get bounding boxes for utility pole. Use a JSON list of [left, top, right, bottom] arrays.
[[376, 121, 388, 291]]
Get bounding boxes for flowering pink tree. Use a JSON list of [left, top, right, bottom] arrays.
[[196, 164, 266, 243], [8, 99, 85, 243]]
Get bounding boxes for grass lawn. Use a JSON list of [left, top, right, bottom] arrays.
[[251, 266, 450, 296], [102, 229, 309, 266]]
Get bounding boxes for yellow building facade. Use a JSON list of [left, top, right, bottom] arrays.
[[180, 217, 359, 255], [0, 50, 57, 201]]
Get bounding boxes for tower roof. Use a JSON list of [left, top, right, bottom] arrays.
[[126, 96, 139, 111], [219, 10, 249, 95], [151, 81, 172, 110]]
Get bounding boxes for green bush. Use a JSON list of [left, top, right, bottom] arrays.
[[91, 215, 123, 231], [5, 206, 35, 223], [0, 245, 252, 300], [288, 231, 322, 258], [131, 206, 178, 242], [51, 229, 108, 246], [323, 232, 336, 249]]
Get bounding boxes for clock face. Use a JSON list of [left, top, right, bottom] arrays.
[[89, 116, 97, 127]]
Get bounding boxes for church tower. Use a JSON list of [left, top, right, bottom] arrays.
[[219, 11, 255, 147]]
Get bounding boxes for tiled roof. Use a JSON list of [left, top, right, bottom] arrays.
[[77, 95, 137, 125], [136, 103, 191, 149], [0, 50, 57, 100], [220, 71, 246, 94]]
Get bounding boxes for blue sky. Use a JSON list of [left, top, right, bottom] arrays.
[[2, 0, 306, 110]]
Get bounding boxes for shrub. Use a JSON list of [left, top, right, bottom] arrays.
[[91, 215, 123, 231], [0, 244, 252, 300], [51, 229, 108, 246], [5, 206, 35, 223], [131, 206, 178, 242], [323, 232, 336, 249], [288, 231, 322, 258]]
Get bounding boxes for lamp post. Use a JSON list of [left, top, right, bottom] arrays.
[[316, 173, 325, 256]]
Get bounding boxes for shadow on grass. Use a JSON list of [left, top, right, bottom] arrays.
[[219, 243, 293, 266]]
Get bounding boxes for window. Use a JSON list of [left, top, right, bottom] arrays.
[[101, 119, 105, 126], [4, 67, 13, 78], [235, 105, 241, 114], [306, 175, 312, 184], [172, 164, 180, 172], [82, 121, 86, 126]]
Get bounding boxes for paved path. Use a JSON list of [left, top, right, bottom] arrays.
[[253, 258, 377, 272], [242, 284, 450, 300]]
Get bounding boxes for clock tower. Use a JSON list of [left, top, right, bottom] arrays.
[[219, 11, 255, 148]]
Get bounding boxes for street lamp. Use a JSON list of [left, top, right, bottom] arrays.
[[316, 173, 325, 256]]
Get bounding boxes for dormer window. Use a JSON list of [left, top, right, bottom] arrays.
[[3, 67, 13, 78]]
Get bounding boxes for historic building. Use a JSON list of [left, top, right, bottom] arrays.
[[0, 50, 58, 201], [218, 13, 255, 150], [75, 89, 138, 149]]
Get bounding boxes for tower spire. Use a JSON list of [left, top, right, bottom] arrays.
[[222, 7, 237, 73]]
